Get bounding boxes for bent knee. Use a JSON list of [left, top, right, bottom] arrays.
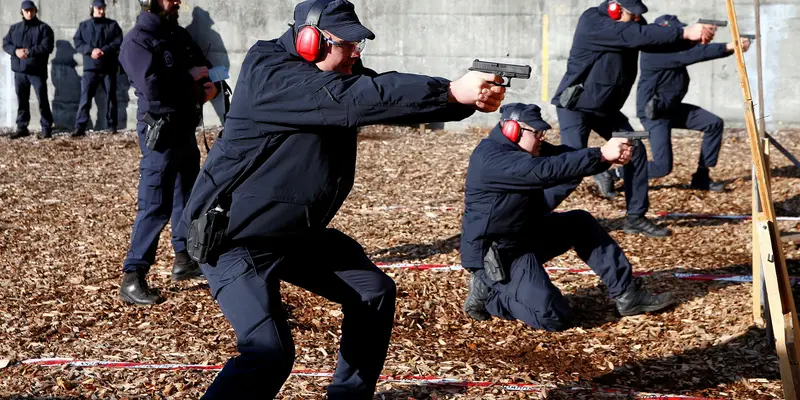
[[564, 209, 597, 224], [707, 117, 724, 133], [362, 274, 397, 312], [239, 319, 294, 357], [650, 162, 673, 178]]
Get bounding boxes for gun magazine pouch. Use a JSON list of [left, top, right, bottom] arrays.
[[559, 84, 584, 109], [483, 242, 508, 283], [187, 204, 229, 264]]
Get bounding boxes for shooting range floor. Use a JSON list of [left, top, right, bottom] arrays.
[[1, 125, 799, 399]]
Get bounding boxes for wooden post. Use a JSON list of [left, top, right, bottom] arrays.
[[751, 0, 767, 326], [726, 0, 800, 397]]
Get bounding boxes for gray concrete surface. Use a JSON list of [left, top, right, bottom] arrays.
[[0, 0, 797, 132]]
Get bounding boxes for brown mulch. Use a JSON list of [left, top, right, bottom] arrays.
[[1, 125, 798, 399]]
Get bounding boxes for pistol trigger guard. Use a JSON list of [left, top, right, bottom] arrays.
[[488, 78, 511, 88]]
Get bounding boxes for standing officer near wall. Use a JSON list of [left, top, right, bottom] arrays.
[[72, 0, 123, 137], [118, 0, 219, 305], [551, 0, 716, 237], [3, 1, 54, 139], [460, 103, 675, 329], [181, 0, 505, 397], [638, 15, 751, 192]]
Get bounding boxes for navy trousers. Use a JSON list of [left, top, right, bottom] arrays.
[[479, 210, 633, 331], [201, 229, 397, 400], [75, 70, 118, 130], [15, 72, 53, 131], [556, 107, 649, 216], [122, 121, 200, 273], [640, 103, 724, 179]]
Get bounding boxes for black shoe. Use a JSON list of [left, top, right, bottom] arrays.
[[10, 127, 29, 139], [690, 171, 725, 192], [463, 273, 491, 321], [39, 129, 52, 139], [624, 215, 671, 237], [108, 126, 118, 134], [71, 128, 86, 137], [615, 278, 676, 316], [119, 271, 163, 305], [593, 170, 617, 199], [172, 251, 203, 282]]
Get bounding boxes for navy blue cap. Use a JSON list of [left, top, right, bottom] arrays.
[[654, 14, 687, 28], [294, 0, 375, 42], [618, 0, 648, 15], [500, 103, 552, 132], [91, 0, 106, 7], [21, 1, 36, 10]]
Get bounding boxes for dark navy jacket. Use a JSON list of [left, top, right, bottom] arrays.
[[460, 128, 610, 271], [119, 11, 212, 119], [637, 43, 731, 119], [73, 17, 123, 73], [551, 1, 687, 115], [2, 18, 54, 76], [181, 28, 475, 246]]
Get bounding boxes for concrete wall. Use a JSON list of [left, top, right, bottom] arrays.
[[0, 0, 798, 132]]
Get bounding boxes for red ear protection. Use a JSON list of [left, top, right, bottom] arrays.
[[608, 1, 622, 20], [295, 0, 333, 62], [501, 104, 525, 143]]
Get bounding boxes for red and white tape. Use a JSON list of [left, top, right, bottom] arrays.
[[656, 212, 800, 222], [354, 205, 800, 222], [20, 358, 716, 399], [375, 262, 796, 283]]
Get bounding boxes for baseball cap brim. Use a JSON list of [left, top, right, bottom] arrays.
[[527, 119, 553, 132], [625, 4, 648, 15], [326, 23, 375, 42]]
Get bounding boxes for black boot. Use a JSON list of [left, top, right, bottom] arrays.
[[172, 251, 203, 282], [615, 278, 676, 316], [10, 127, 29, 139], [71, 127, 86, 138], [463, 273, 491, 321], [624, 215, 671, 237], [593, 170, 618, 199], [119, 271, 163, 305], [690, 168, 725, 192], [39, 127, 52, 139]]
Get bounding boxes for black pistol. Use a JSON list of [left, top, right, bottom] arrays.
[[468, 59, 532, 87], [697, 19, 728, 27], [740, 33, 757, 40], [612, 131, 650, 140]]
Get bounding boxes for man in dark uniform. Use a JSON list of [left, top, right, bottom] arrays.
[[3, 1, 54, 139], [460, 103, 675, 330], [638, 15, 750, 191], [180, 0, 505, 397], [72, 0, 123, 137], [551, 0, 716, 237], [118, 0, 220, 305]]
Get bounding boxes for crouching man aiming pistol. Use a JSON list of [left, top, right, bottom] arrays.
[[460, 103, 675, 331]]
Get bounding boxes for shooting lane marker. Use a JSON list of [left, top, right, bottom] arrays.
[[20, 358, 717, 399], [541, 14, 549, 103]]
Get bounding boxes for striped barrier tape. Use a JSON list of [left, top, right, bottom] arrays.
[[19, 358, 718, 399], [374, 262, 798, 283]]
